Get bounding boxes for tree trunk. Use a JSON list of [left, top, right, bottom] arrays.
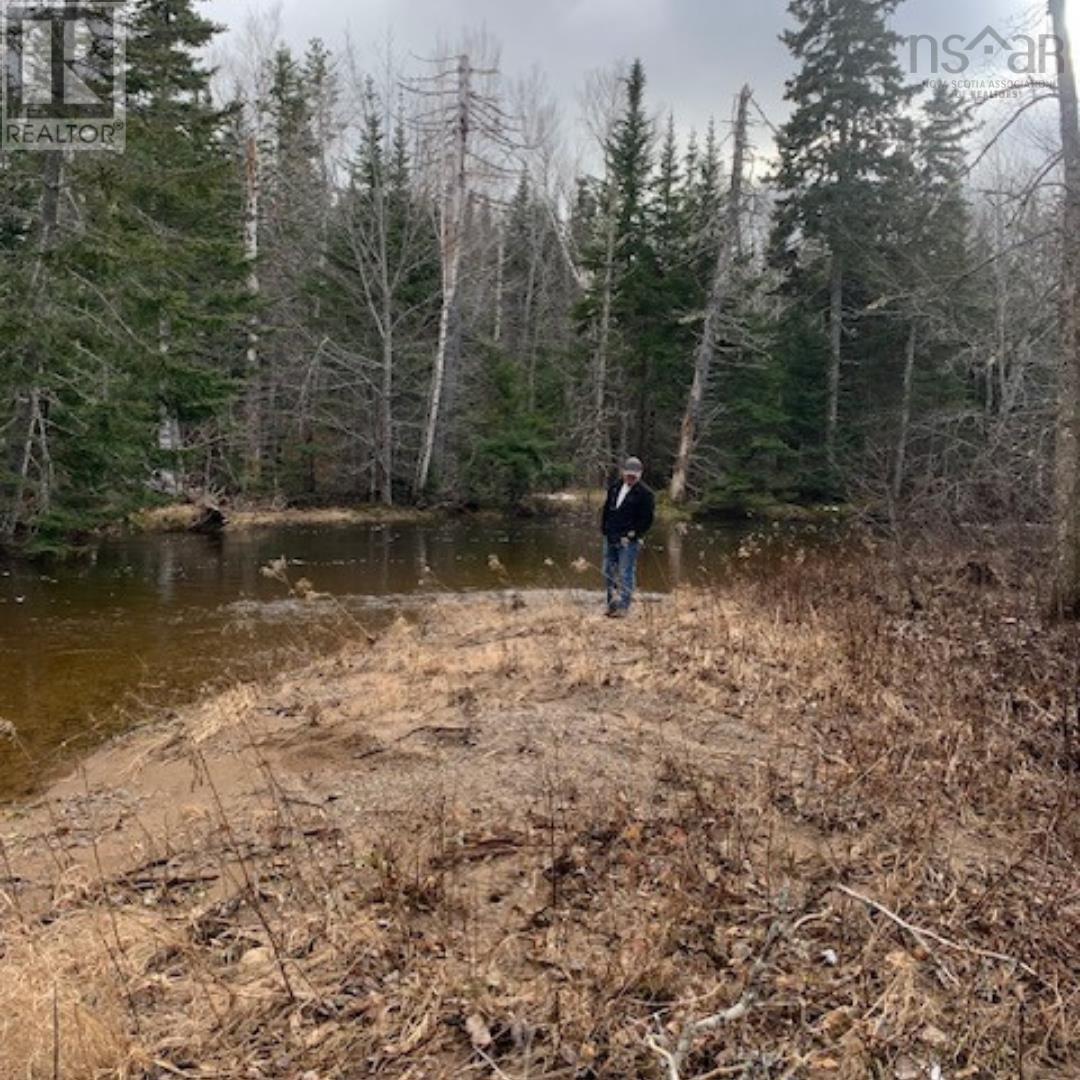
[[1050, 0, 1080, 616], [493, 222, 505, 346], [243, 133, 263, 491], [827, 256, 843, 465], [593, 225, 615, 478], [416, 267, 460, 496], [415, 55, 470, 498], [376, 160, 395, 506], [157, 314, 184, 497], [670, 85, 751, 503], [523, 243, 538, 411], [892, 322, 917, 505], [378, 295, 395, 506]]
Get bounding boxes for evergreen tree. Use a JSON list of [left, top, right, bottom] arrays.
[[692, 119, 723, 258], [649, 115, 699, 467], [503, 172, 538, 359], [602, 59, 661, 461], [0, 0, 246, 544], [915, 84, 973, 279], [0, 9, 1052, 539], [771, 0, 916, 469]]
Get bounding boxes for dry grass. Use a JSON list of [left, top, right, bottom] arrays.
[[0, 538, 1077, 1079], [130, 504, 438, 534]]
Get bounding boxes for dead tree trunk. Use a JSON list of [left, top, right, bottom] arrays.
[[592, 213, 616, 480], [410, 44, 516, 497], [892, 322, 917, 504], [415, 55, 471, 497], [670, 85, 751, 504], [1050, 0, 1080, 616], [524, 251, 539, 412]]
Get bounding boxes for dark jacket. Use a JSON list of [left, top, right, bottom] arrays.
[[601, 480, 655, 541]]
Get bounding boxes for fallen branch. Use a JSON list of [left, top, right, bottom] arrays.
[[836, 884, 1041, 982], [646, 1000, 752, 1080], [645, 911, 787, 1079]]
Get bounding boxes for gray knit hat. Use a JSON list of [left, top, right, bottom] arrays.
[[622, 456, 644, 476]]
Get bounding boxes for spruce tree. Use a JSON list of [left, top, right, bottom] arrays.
[[604, 59, 661, 462], [0, 0, 247, 544], [650, 115, 698, 467], [693, 119, 723, 257], [771, 0, 916, 469], [118, 0, 248, 500]]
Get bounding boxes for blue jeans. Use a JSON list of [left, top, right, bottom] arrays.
[[603, 537, 640, 612]]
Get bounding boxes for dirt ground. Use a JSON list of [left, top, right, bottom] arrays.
[[0, 544, 1077, 1079]]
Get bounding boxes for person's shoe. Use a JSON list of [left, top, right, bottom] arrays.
[[605, 604, 619, 617], [609, 606, 627, 619]]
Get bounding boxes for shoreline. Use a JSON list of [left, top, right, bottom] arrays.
[[0, 494, 850, 561], [127, 502, 447, 534], [128, 492, 848, 536], [0, 546, 1074, 1076]]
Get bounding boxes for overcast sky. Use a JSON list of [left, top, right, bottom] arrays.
[[205, 0, 1059, 164]]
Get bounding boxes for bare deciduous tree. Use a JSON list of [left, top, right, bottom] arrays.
[[406, 38, 519, 496], [1050, 0, 1080, 615], [670, 85, 752, 504]]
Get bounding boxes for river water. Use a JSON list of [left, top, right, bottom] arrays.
[[0, 516, 758, 799]]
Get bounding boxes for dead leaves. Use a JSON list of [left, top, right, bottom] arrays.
[[465, 1012, 492, 1050]]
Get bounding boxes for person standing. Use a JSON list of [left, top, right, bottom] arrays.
[[600, 457, 655, 617]]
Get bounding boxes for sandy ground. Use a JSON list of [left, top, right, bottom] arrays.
[[1, 591, 785, 913]]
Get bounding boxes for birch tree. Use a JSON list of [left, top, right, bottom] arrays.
[[226, 8, 281, 490]]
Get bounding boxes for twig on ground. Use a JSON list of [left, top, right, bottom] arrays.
[[645, 908, 789, 1080], [647, 1000, 753, 1080], [836, 884, 1041, 982]]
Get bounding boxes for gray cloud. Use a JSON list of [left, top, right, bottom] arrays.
[[206, 0, 1053, 159]]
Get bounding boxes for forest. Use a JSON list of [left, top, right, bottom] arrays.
[[1, 0, 1078, 608]]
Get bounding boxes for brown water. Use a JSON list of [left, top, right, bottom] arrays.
[[0, 517, 759, 799]]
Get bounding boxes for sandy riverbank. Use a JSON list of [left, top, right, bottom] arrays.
[[129, 504, 444, 533], [0, 544, 1075, 1078]]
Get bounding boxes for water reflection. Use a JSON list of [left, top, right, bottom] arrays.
[[0, 517, 751, 798]]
